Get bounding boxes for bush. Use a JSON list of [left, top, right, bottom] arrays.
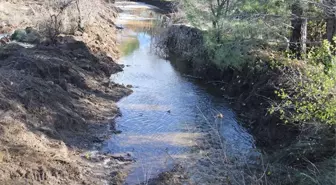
[[36, 0, 104, 43], [11, 27, 42, 44], [270, 39, 336, 124], [36, 0, 79, 43], [205, 33, 256, 71]]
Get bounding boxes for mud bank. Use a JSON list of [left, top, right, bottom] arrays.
[[0, 1, 134, 184]]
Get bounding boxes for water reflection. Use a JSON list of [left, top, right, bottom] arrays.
[[120, 38, 140, 56]]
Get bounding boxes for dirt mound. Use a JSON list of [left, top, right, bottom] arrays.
[[0, 0, 138, 184], [0, 38, 132, 184], [0, 0, 134, 183]]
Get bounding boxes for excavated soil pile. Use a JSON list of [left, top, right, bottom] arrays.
[[0, 39, 132, 185], [0, 1, 133, 184]]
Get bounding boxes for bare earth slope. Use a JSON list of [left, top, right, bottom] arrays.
[[0, 1, 132, 185]]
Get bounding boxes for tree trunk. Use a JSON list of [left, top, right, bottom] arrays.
[[301, 18, 307, 55], [212, 19, 221, 42], [326, 17, 336, 43], [290, 2, 304, 57]]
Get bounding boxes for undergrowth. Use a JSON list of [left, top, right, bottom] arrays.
[[153, 12, 335, 185], [270, 38, 336, 125]]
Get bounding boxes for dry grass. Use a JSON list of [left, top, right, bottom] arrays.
[[0, 0, 117, 40], [34, 0, 112, 42]]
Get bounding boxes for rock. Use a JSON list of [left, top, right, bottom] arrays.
[[11, 29, 27, 41], [216, 113, 224, 119], [16, 169, 25, 177], [47, 81, 54, 86], [92, 136, 105, 143], [126, 84, 133, 88], [74, 31, 83, 36], [0, 36, 10, 46], [113, 130, 122, 134], [116, 25, 124, 30], [11, 27, 41, 44], [102, 81, 111, 87], [109, 153, 135, 162]]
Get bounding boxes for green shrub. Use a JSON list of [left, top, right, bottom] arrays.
[[204, 31, 254, 70], [270, 39, 336, 124]]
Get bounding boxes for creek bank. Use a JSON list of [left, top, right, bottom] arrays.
[[155, 25, 298, 149], [0, 1, 134, 184], [0, 37, 132, 185], [154, 25, 336, 183]]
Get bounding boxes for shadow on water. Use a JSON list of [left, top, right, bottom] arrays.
[[104, 2, 260, 184]]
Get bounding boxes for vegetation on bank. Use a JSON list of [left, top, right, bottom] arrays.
[[154, 0, 335, 184], [271, 39, 336, 125], [159, 0, 336, 125]]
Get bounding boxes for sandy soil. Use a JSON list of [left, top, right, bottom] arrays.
[[0, 0, 134, 184]]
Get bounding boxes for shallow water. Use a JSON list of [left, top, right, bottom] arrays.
[[104, 2, 259, 184]]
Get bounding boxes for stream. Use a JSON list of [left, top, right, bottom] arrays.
[[104, 2, 260, 184]]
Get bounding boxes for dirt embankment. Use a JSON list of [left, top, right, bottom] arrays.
[[0, 1, 133, 185]]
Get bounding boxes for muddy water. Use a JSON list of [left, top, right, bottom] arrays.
[[104, 2, 259, 184]]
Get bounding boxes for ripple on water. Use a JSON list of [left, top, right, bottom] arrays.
[[105, 2, 259, 184]]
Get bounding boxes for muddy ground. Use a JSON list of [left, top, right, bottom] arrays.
[[0, 1, 135, 184], [0, 42, 132, 185]]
